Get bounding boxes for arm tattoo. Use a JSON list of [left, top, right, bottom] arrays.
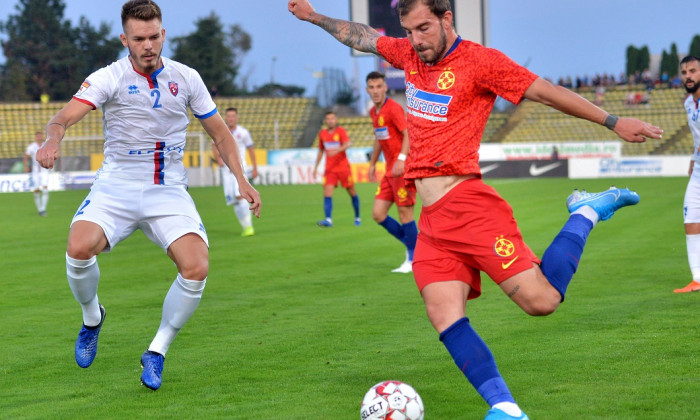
[[312, 13, 380, 54]]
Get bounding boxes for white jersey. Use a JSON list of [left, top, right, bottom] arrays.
[[25, 142, 49, 175], [231, 125, 254, 173], [73, 56, 216, 186], [685, 94, 700, 164]]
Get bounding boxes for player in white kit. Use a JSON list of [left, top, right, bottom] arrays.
[[36, 0, 261, 390], [676, 55, 700, 293], [24, 130, 50, 216], [212, 107, 258, 237]]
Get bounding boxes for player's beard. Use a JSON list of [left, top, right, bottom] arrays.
[[128, 45, 162, 74], [685, 78, 700, 94], [415, 26, 448, 65]]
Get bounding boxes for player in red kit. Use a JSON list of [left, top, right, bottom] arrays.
[[290, 0, 663, 418], [313, 111, 361, 227], [366, 71, 417, 273]]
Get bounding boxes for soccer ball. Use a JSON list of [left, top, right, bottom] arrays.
[[360, 380, 424, 420]]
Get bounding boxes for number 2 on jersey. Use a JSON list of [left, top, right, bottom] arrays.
[[151, 89, 162, 109], [76, 199, 91, 216]]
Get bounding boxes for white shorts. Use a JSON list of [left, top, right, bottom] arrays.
[[684, 169, 700, 223], [71, 179, 208, 253], [221, 167, 249, 206], [31, 170, 49, 190]]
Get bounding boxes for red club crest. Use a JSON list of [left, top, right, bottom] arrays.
[[168, 81, 178, 96]]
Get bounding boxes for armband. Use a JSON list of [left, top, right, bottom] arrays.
[[397, 153, 407, 161], [603, 114, 618, 131]]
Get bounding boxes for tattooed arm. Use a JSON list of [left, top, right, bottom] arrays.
[[288, 0, 381, 54]]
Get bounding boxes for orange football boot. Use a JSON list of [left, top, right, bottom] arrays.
[[674, 281, 700, 293]]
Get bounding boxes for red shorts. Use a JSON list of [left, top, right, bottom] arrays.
[[413, 178, 539, 299], [324, 168, 354, 188], [375, 175, 416, 206]]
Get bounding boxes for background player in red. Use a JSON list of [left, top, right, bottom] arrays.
[[313, 110, 361, 227], [366, 71, 417, 273], [290, 0, 663, 418]]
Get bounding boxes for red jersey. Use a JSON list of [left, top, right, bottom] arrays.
[[377, 36, 538, 180], [318, 126, 351, 172], [370, 97, 407, 176]]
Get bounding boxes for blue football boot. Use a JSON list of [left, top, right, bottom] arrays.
[[485, 408, 530, 420], [567, 186, 640, 221], [140, 350, 165, 390], [75, 305, 105, 368]]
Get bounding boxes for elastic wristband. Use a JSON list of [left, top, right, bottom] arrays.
[[603, 114, 618, 130], [397, 153, 407, 161]]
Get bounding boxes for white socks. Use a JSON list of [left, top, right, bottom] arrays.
[[492, 402, 523, 417], [687, 234, 700, 281], [148, 274, 206, 356], [33, 190, 49, 212], [66, 254, 101, 326], [233, 197, 252, 229], [572, 205, 599, 226], [40, 190, 49, 212]]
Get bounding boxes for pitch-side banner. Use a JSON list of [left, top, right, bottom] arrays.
[[479, 142, 621, 161], [568, 156, 689, 178], [481, 160, 568, 178]]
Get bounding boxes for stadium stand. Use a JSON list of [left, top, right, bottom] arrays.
[[0, 86, 694, 163], [496, 86, 690, 156], [0, 97, 318, 160]]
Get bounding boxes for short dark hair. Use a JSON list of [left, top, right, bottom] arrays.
[[225, 107, 238, 113], [324, 110, 336, 117], [680, 55, 700, 66], [366, 71, 386, 83], [121, 0, 162, 27], [398, 0, 452, 19]]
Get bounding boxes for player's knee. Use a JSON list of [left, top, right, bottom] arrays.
[[520, 294, 560, 316], [372, 211, 386, 223], [66, 238, 98, 260], [179, 258, 208, 281], [424, 303, 461, 332]]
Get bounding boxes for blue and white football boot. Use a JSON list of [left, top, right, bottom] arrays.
[[566, 186, 640, 221]]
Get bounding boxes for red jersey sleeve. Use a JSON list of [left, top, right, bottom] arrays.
[[377, 36, 412, 70], [338, 127, 350, 144], [472, 47, 538, 105], [388, 101, 407, 133]]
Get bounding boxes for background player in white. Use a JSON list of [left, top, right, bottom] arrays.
[[36, 0, 260, 390], [212, 107, 258, 237], [675, 55, 700, 293], [24, 130, 50, 216]]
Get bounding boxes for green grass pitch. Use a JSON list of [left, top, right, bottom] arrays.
[[2, 177, 699, 419]]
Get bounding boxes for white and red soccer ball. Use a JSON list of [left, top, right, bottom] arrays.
[[361, 380, 424, 420]]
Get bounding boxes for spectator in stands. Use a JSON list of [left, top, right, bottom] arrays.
[[23, 130, 50, 216], [35, 0, 260, 391], [366, 71, 417, 273], [290, 0, 662, 418], [675, 55, 700, 293], [313, 110, 361, 227], [213, 107, 258, 237]]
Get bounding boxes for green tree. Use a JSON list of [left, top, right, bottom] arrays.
[[625, 44, 651, 78], [659, 43, 680, 77], [626, 45, 639, 77], [171, 13, 251, 96], [0, 0, 121, 101], [690, 34, 700, 58], [253, 83, 306, 97]]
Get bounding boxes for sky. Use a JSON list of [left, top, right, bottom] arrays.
[[0, 0, 696, 105]]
